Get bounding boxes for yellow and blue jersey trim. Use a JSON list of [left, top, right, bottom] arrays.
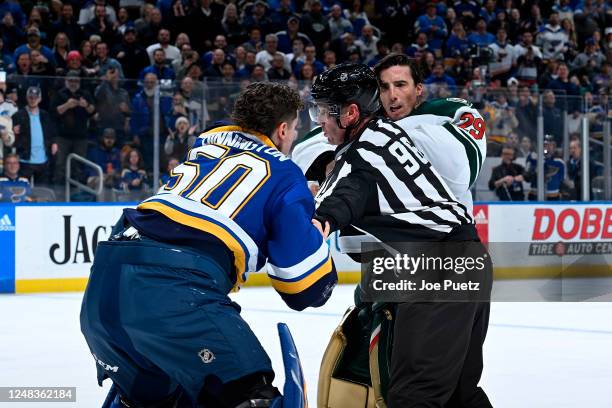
[[138, 194, 260, 288]]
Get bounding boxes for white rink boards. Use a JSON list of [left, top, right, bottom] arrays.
[[1, 284, 612, 407]]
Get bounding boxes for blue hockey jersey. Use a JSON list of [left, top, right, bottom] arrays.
[[125, 125, 337, 310]]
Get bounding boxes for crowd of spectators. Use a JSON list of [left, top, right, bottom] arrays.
[[0, 0, 609, 202]]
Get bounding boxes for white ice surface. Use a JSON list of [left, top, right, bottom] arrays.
[[1, 285, 612, 407]]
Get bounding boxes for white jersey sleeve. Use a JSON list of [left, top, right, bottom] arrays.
[[395, 98, 487, 215]]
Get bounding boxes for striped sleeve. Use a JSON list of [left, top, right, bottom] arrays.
[[266, 181, 337, 311]]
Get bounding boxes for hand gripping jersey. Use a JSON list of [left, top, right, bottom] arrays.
[[125, 126, 337, 310], [394, 98, 487, 218], [315, 118, 473, 248]]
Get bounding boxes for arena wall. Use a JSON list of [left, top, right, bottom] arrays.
[[0, 202, 610, 293]]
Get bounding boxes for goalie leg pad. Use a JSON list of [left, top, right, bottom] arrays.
[[317, 306, 377, 408]]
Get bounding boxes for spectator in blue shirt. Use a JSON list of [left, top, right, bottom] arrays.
[[94, 42, 124, 79], [86, 128, 121, 190], [0, 153, 32, 203], [468, 18, 496, 47], [405, 32, 432, 58], [140, 48, 176, 80], [425, 61, 457, 87], [14, 27, 56, 67], [0, 2, 26, 33], [415, 3, 448, 53], [12, 86, 57, 186], [446, 21, 471, 57], [276, 15, 312, 54], [131, 72, 172, 157]]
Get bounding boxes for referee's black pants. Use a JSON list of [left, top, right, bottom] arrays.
[[387, 301, 492, 408]]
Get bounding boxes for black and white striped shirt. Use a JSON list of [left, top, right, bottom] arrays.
[[315, 117, 473, 246]]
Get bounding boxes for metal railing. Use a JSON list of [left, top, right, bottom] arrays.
[[65, 153, 103, 202]]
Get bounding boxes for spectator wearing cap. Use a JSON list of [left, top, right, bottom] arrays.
[[146, 28, 181, 66], [94, 64, 131, 143], [354, 25, 379, 64], [328, 5, 352, 42], [0, 154, 32, 203], [14, 27, 56, 67], [536, 11, 568, 61], [445, 22, 470, 58], [86, 128, 121, 191], [468, 18, 496, 48], [256, 34, 288, 71], [300, 0, 331, 57], [111, 26, 150, 80], [415, 3, 448, 55], [571, 38, 606, 75], [94, 42, 124, 79], [406, 32, 432, 59], [140, 48, 176, 80], [186, 0, 224, 52], [276, 16, 312, 55], [51, 3, 82, 50], [64, 51, 90, 78], [243, 1, 274, 37], [86, 3, 119, 45], [50, 71, 95, 184], [12, 86, 57, 185]]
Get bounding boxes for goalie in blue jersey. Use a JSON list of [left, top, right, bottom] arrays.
[[80, 82, 337, 408]]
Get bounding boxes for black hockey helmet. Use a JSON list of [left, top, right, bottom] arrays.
[[309, 63, 380, 121]]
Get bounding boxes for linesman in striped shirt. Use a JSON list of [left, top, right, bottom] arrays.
[[310, 63, 492, 408]]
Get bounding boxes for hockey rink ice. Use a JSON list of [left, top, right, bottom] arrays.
[[1, 284, 612, 407]]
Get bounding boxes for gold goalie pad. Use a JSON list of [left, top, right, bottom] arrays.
[[317, 306, 377, 408]]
